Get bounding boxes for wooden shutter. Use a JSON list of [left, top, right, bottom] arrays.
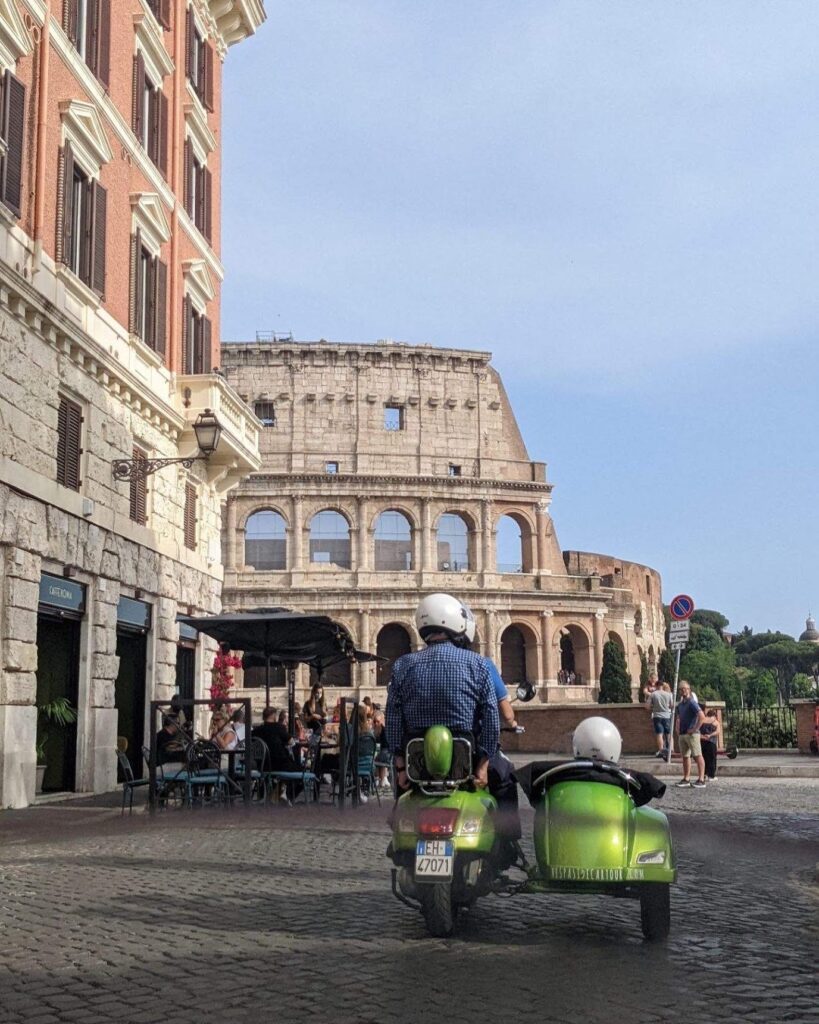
[[185, 7, 194, 78], [132, 53, 145, 140], [204, 42, 214, 111], [97, 0, 111, 87], [202, 166, 212, 242], [129, 228, 141, 334], [184, 482, 197, 550], [85, 0, 98, 72], [90, 180, 107, 296], [129, 448, 147, 525], [183, 139, 192, 216], [57, 142, 75, 266], [63, 0, 79, 45], [158, 91, 169, 177], [145, 254, 156, 349], [57, 396, 83, 491], [158, 0, 171, 31], [1, 71, 25, 218], [181, 294, 192, 373], [202, 316, 212, 373], [155, 258, 167, 357]]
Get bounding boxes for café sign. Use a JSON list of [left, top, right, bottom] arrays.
[[39, 573, 86, 614]]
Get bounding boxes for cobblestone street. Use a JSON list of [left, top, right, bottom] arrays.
[[0, 780, 816, 1024]]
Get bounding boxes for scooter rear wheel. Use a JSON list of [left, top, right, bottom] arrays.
[[421, 882, 458, 938], [639, 883, 670, 942]]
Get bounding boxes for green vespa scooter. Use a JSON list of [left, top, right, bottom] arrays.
[[388, 717, 675, 940]]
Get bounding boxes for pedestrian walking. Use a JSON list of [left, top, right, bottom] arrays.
[[700, 704, 719, 781], [675, 681, 707, 788]]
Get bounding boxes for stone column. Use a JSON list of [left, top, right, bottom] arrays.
[[485, 609, 499, 664], [481, 500, 494, 574], [421, 498, 434, 571], [225, 497, 238, 570], [291, 494, 304, 570], [357, 499, 370, 571], [358, 608, 372, 690], [593, 612, 606, 684], [540, 610, 554, 684], [535, 500, 550, 573]]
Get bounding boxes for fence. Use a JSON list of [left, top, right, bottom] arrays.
[[723, 707, 797, 749]]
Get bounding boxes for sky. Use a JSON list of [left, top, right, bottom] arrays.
[[220, 1, 819, 636]]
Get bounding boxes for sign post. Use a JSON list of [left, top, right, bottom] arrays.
[[666, 595, 695, 763]]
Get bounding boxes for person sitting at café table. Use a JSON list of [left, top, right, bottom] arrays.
[[303, 684, 327, 733], [230, 708, 246, 745], [252, 707, 303, 799], [156, 713, 188, 771], [210, 711, 238, 751]]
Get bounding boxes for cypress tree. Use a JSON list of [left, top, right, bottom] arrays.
[[598, 640, 633, 704], [658, 647, 676, 685]]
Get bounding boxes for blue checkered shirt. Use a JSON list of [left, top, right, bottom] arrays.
[[385, 642, 500, 758]]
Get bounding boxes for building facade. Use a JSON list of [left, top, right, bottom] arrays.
[[0, 0, 265, 807], [220, 340, 665, 705]]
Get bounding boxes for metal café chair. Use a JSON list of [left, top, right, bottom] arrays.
[[117, 750, 152, 815]]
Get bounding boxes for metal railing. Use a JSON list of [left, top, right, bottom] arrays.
[[723, 707, 797, 749]]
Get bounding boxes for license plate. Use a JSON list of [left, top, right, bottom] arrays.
[[415, 840, 454, 880]]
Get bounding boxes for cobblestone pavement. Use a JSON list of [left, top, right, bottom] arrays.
[[0, 779, 816, 1024]]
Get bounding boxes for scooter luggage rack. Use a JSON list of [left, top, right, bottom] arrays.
[[530, 759, 642, 794], [405, 736, 473, 795]]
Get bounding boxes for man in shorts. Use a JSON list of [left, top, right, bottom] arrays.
[[648, 682, 673, 757], [675, 681, 707, 788]]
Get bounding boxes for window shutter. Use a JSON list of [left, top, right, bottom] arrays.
[[158, 91, 169, 177], [182, 294, 192, 373], [145, 254, 156, 349], [130, 448, 147, 525], [183, 139, 193, 216], [63, 0, 79, 46], [197, 34, 207, 104], [132, 53, 145, 140], [57, 396, 83, 492], [158, 0, 171, 31], [202, 166, 212, 243], [202, 316, 212, 373], [155, 258, 167, 357], [185, 7, 194, 78], [97, 0, 111, 87], [1, 71, 25, 218], [57, 142, 74, 266], [129, 228, 141, 335], [184, 482, 197, 550], [90, 180, 107, 296], [85, 0, 99, 73], [204, 42, 214, 111]]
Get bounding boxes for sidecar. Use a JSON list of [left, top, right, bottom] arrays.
[[518, 760, 676, 940]]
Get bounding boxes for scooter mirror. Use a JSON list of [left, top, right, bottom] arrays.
[[516, 682, 536, 703]]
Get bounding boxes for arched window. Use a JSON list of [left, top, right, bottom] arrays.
[[500, 626, 528, 685], [436, 513, 470, 571], [376, 623, 412, 685], [309, 510, 351, 569], [558, 625, 591, 685], [374, 511, 413, 571], [244, 510, 287, 570], [496, 516, 523, 573]]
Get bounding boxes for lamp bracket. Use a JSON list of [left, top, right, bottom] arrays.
[[112, 456, 203, 481]]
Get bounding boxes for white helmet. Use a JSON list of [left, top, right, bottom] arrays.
[[415, 593, 476, 646], [572, 717, 622, 763]]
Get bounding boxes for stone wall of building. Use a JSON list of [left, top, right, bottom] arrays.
[[219, 340, 666, 709]]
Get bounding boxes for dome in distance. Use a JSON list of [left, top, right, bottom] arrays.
[[799, 615, 819, 644]]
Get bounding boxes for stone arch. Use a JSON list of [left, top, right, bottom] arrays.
[[556, 623, 592, 685], [373, 509, 414, 571], [375, 622, 413, 686], [368, 503, 418, 532], [303, 501, 357, 530], [435, 510, 475, 572], [239, 504, 290, 532], [243, 509, 288, 570], [495, 512, 535, 573], [608, 630, 625, 650], [500, 622, 539, 687], [308, 509, 351, 569]]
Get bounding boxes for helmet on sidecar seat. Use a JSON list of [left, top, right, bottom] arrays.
[[572, 717, 622, 763], [415, 593, 476, 647]]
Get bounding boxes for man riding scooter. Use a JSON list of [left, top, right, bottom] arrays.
[[385, 593, 524, 869]]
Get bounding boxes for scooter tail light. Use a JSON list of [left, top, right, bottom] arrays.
[[417, 808, 460, 836], [637, 850, 666, 865]]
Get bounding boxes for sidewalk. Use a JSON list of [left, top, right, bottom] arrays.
[[507, 749, 819, 778]]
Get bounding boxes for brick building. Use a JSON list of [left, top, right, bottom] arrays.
[[0, 0, 265, 807], [219, 340, 665, 705]]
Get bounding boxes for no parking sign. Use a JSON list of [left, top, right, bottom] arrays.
[[669, 594, 695, 621]]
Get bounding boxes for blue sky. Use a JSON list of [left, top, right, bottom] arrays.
[[220, 1, 819, 635]]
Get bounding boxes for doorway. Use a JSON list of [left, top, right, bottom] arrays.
[[115, 630, 147, 780], [35, 615, 81, 793]]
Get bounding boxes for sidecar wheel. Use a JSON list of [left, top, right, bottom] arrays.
[[640, 883, 670, 942], [421, 883, 458, 938]]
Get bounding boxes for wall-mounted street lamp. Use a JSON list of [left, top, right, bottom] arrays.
[[111, 409, 223, 481]]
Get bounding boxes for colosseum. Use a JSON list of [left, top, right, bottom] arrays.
[[219, 340, 665, 704]]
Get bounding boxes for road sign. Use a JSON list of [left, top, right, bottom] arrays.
[[669, 641, 687, 652], [669, 594, 695, 621], [669, 621, 690, 638]]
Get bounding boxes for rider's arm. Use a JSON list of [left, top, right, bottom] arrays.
[[498, 697, 516, 727], [485, 660, 516, 728], [476, 673, 500, 763]]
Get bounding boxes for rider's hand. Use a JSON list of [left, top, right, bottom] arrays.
[[474, 760, 489, 788]]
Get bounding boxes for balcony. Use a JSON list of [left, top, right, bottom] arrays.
[[176, 373, 261, 486]]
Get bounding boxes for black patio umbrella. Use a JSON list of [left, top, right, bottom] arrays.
[[177, 608, 379, 733]]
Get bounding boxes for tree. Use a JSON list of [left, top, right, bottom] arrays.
[[688, 624, 724, 653], [658, 647, 676, 685], [638, 649, 650, 701], [691, 609, 729, 635], [734, 667, 777, 708], [791, 673, 819, 699], [749, 641, 819, 704], [734, 632, 793, 666], [598, 640, 633, 704], [679, 646, 739, 706]]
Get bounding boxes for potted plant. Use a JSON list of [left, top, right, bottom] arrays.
[[35, 697, 78, 794]]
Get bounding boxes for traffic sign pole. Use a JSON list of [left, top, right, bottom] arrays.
[[667, 647, 682, 764], [666, 594, 694, 762]]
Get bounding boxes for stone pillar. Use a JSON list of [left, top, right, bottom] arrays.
[[357, 499, 370, 571], [481, 500, 494, 575], [291, 494, 304, 570], [357, 608, 372, 689], [421, 498, 434, 571], [540, 610, 554, 685], [593, 612, 606, 684], [535, 500, 549, 573], [485, 609, 499, 665], [225, 497, 238, 570]]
